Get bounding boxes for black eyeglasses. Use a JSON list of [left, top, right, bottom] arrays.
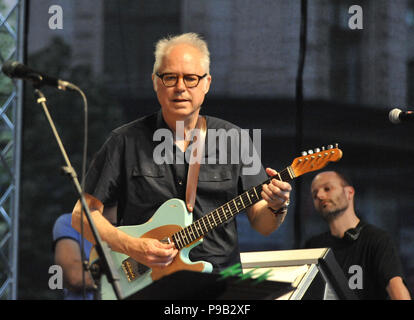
[[155, 72, 207, 88]]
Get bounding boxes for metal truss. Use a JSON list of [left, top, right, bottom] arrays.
[[0, 0, 25, 299]]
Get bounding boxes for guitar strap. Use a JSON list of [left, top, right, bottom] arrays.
[[186, 115, 207, 212]]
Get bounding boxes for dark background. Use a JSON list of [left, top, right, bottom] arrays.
[[12, 0, 414, 298]]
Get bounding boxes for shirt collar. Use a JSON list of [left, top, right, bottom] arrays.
[[156, 109, 170, 131]]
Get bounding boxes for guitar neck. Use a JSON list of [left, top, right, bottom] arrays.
[[172, 166, 295, 250]]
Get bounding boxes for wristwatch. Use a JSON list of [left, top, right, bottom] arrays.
[[268, 205, 288, 215]]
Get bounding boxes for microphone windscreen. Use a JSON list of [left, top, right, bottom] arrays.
[[389, 108, 402, 124], [1, 60, 17, 77], [1, 61, 29, 78]]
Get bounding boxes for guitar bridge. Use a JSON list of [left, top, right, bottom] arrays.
[[121, 238, 171, 282], [121, 258, 150, 282]]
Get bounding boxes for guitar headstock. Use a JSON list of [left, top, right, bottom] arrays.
[[290, 144, 343, 178]]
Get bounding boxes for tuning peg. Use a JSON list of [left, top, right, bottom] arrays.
[[314, 148, 320, 153], [301, 151, 308, 156], [335, 143, 339, 148], [321, 146, 326, 151], [328, 144, 333, 149], [307, 149, 314, 154]]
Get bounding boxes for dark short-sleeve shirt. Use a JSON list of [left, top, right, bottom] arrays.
[[84, 110, 266, 271], [305, 221, 406, 300]]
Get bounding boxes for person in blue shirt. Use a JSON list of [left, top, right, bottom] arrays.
[[52, 213, 96, 299]]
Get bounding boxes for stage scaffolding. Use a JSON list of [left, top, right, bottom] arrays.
[[0, 0, 25, 299]]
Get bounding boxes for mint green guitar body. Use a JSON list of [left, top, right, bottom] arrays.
[[93, 198, 213, 300]]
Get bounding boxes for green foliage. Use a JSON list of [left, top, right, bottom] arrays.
[[18, 37, 125, 299], [0, 0, 17, 95]]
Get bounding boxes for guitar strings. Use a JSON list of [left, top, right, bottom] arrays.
[[173, 167, 293, 249]]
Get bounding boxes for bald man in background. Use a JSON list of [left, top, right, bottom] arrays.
[[305, 171, 411, 300]]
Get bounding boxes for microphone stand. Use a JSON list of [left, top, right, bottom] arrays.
[[33, 88, 123, 300]]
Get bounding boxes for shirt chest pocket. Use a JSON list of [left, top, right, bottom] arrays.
[[129, 164, 169, 205], [197, 169, 236, 208]]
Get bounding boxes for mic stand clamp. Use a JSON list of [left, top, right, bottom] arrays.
[[34, 88, 123, 300]]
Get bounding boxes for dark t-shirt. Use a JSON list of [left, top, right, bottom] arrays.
[[305, 221, 405, 300], [84, 110, 266, 271]]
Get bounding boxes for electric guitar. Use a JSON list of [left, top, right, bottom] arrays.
[[89, 144, 343, 299]]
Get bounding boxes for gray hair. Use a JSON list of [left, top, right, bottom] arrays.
[[152, 33, 210, 75]]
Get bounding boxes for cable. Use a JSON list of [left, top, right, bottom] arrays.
[[68, 83, 89, 300], [294, 0, 308, 249]]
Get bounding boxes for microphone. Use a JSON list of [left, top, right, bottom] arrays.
[[389, 108, 414, 124], [1, 60, 76, 91]]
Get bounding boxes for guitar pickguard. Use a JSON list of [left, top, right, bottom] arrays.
[[93, 198, 213, 300]]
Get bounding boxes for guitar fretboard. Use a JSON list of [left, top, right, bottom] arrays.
[[171, 167, 295, 250]]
